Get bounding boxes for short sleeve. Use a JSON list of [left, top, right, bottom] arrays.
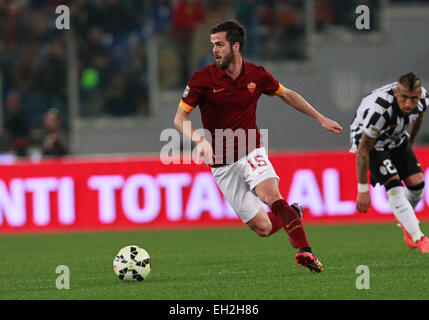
[[361, 105, 388, 139], [260, 67, 284, 96], [179, 72, 205, 112], [419, 87, 428, 112]]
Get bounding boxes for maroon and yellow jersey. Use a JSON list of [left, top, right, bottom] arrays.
[[179, 60, 285, 166]]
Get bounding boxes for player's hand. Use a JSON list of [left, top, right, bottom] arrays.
[[356, 191, 371, 212], [194, 139, 214, 167], [320, 117, 343, 136]]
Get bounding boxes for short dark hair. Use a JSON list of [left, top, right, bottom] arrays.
[[398, 72, 421, 91], [210, 20, 246, 53]]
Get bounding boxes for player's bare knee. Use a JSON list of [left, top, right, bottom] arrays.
[[260, 193, 282, 208]]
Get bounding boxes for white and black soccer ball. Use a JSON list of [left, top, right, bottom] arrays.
[[113, 245, 151, 281]]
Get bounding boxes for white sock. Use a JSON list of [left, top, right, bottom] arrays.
[[405, 187, 424, 209], [387, 186, 423, 242]]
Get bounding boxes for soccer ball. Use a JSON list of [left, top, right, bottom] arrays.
[[113, 245, 151, 281]]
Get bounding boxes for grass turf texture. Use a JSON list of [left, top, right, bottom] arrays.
[[1, 223, 429, 300]]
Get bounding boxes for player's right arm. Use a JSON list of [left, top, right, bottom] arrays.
[[174, 71, 214, 166], [173, 104, 214, 166], [356, 132, 377, 212], [174, 106, 199, 143]]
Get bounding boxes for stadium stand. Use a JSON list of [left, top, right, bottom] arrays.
[[0, 0, 423, 156]]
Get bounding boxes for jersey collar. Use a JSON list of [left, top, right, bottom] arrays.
[[216, 59, 248, 79]]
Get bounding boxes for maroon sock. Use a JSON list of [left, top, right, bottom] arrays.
[[267, 211, 284, 236], [271, 199, 310, 249]]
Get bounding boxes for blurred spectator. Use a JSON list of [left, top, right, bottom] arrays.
[[36, 39, 67, 116], [96, 0, 139, 36], [172, 0, 205, 85], [79, 26, 110, 70], [235, 0, 258, 58], [9, 40, 40, 93], [332, 0, 355, 27], [314, 0, 381, 32], [255, 0, 306, 60], [3, 92, 30, 157], [315, 0, 335, 31], [128, 42, 149, 116], [257, 1, 276, 57], [102, 74, 136, 116], [41, 108, 69, 157], [275, 1, 306, 60], [29, 9, 53, 42], [149, 0, 172, 34], [1, 1, 25, 45]]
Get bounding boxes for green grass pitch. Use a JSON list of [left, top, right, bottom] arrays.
[[1, 223, 429, 300]]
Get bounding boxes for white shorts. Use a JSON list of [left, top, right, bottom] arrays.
[[211, 147, 279, 223]]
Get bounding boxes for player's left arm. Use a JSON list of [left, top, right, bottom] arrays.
[[277, 87, 343, 136], [409, 112, 425, 147]]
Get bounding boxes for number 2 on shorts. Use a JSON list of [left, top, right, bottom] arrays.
[[383, 159, 397, 174]]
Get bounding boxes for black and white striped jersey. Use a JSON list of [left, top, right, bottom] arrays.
[[349, 82, 428, 153]]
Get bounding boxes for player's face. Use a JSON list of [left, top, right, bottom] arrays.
[[210, 31, 235, 70], [394, 85, 422, 115]]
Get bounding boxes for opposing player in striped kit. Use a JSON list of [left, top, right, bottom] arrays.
[[350, 72, 429, 252], [174, 20, 342, 272]]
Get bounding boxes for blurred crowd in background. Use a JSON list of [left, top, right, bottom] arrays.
[[0, 0, 426, 157]]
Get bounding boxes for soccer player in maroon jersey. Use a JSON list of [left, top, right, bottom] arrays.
[[174, 20, 342, 273]]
